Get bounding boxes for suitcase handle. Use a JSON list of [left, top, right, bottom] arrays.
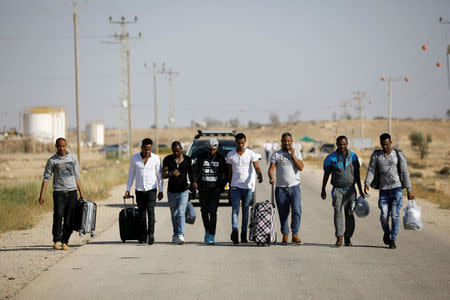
[[271, 183, 275, 205], [123, 195, 135, 206]]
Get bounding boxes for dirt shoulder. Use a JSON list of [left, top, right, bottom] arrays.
[[0, 185, 126, 299]]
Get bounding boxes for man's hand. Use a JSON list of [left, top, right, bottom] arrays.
[[407, 192, 415, 200], [39, 196, 44, 205], [124, 191, 130, 199], [172, 170, 180, 177], [192, 182, 198, 190], [257, 174, 263, 183], [157, 192, 163, 201], [290, 147, 296, 156], [364, 184, 370, 195], [79, 192, 85, 200], [269, 178, 275, 184], [321, 190, 326, 200]]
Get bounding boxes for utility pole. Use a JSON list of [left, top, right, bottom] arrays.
[[439, 17, 450, 90], [381, 76, 408, 135], [69, 0, 87, 167], [107, 16, 141, 158], [144, 62, 166, 154], [167, 68, 179, 128], [353, 91, 367, 139]]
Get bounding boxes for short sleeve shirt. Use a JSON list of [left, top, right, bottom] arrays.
[[270, 149, 303, 187], [227, 148, 259, 189]]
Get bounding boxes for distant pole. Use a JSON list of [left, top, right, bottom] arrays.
[[126, 49, 132, 157], [388, 79, 392, 135], [153, 71, 159, 154], [73, 10, 81, 167]]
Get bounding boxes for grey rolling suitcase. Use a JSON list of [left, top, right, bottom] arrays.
[[73, 199, 97, 237]]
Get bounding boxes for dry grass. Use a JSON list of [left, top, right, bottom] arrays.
[[0, 161, 128, 234]]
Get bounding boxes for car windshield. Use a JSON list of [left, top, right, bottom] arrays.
[[188, 140, 236, 159]]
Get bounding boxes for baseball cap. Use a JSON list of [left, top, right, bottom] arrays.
[[207, 138, 219, 149]]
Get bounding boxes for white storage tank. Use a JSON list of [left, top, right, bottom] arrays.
[[85, 121, 104, 146], [23, 106, 67, 143]]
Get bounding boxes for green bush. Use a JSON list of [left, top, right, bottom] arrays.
[[409, 131, 432, 159]]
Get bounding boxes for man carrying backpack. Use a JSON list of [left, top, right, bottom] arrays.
[[364, 133, 414, 249]]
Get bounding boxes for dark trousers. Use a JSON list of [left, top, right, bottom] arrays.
[[52, 190, 77, 244], [199, 190, 220, 235], [136, 189, 157, 241]]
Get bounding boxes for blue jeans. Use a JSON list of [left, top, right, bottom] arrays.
[[378, 187, 403, 241], [275, 184, 302, 235], [168, 190, 189, 237], [230, 187, 252, 231]]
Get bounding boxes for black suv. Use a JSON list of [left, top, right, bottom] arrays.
[[186, 130, 259, 205]]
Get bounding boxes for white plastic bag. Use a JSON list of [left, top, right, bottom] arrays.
[[403, 200, 423, 231], [355, 196, 370, 218]]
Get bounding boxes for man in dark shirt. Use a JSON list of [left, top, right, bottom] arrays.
[[192, 139, 227, 244], [163, 141, 193, 245]]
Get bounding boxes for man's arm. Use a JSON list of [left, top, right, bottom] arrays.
[[399, 151, 414, 200], [290, 148, 304, 171], [321, 170, 331, 200], [39, 180, 49, 205], [75, 178, 85, 200], [353, 154, 364, 198], [156, 159, 164, 201], [124, 158, 135, 198], [268, 162, 276, 184], [364, 152, 376, 194], [252, 161, 263, 183]]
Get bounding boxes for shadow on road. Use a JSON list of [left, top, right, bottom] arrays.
[[0, 244, 82, 252]]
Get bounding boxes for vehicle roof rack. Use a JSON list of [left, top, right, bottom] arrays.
[[194, 129, 236, 139]]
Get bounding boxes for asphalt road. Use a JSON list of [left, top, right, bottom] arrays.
[[14, 163, 450, 300]]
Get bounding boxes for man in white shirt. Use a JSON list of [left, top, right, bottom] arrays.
[[263, 140, 272, 164], [268, 132, 304, 245], [124, 138, 164, 245], [227, 133, 263, 244]]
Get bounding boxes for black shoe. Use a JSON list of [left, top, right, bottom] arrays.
[[383, 232, 391, 245], [241, 231, 248, 243], [148, 234, 154, 245], [389, 240, 397, 249], [230, 230, 239, 244], [138, 240, 147, 244], [344, 237, 352, 246]]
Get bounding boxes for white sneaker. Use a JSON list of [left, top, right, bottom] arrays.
[[177, 235, 185, 245]]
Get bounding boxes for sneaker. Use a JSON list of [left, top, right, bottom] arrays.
[[335, 236, 343, 247], [177, 235, 185, 245], [292, 234, 303, 245], [282, 234, 289, 245], [209, 235, 215, 245], [230, 229, 239, 244], [389, 240, 397, 249], [62, 243, 70, 251], [241, 231, 248, 243], [52, 242, 62, 250], [344, 237, 352, 247], [148, 234, 154, 245], [383, 232, 391, 245], [172, 235, 177, 243], [204, 232, 210, 244]]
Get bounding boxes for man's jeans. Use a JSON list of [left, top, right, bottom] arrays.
[[136, 189, 157, 241], [52, 190, 78, 244], [378, 187, 403, 241], [230, 187, 252, 232], [275, 184, 302, 235], [199, 190, 220, 235], [168, 190, 189, 238], [332, 187, 355, 238]]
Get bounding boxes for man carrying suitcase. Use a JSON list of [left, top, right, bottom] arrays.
[[268, 132, 304, 245], [192, 139, 227, 245], [227, 133, 263, 244], [321, 136, 364, 247], [124, 138, 163, 245], [39, 137, 85, 251]]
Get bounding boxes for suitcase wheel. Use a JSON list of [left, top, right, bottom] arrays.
[[79, 232, 85, 237], [90, 232, 95, 238]]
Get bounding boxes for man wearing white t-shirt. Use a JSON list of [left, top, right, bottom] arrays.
[[268, 132, 304, 245], [263, 140, 272, 164], [227, 133, 263, 244]]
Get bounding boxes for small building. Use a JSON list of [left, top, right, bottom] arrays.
[[23, 106, 66, 143]]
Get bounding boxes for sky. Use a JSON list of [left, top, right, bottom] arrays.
[[1, 0, 450, 130]]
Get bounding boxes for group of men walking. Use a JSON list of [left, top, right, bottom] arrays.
[[40, 132, 414, 250]]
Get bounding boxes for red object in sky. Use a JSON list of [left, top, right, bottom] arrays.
[[422, 45, 428, 50], [405, 77, 409, 82], [369, 100, 373, 104], [436, 62, 442, 67], [381, 76, 386, 81]]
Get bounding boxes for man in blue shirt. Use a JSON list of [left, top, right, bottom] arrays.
[[321, 136, 364, 247]]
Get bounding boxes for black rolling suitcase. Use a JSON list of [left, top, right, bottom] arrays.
[[119, 196, 141, 242], [73, 198, 97, 237]]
